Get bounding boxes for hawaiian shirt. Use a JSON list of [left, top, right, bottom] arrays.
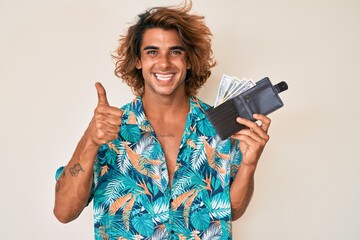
[[58, 96, 242, 240]]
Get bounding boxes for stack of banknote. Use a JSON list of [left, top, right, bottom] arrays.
[[214, 74, 255, 107]]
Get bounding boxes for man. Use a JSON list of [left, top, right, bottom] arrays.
[[54, 2, 270, 239]]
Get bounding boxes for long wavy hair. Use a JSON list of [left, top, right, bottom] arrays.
[[113, 1, 216, 96]]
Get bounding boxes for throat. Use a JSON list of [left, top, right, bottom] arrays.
[[142, 90, 189, 117]]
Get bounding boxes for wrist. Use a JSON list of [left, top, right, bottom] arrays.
[[83, 128, 101, 149], [74, 135, 100, 166], [231, 162, 256, 188], [239, 162, 257, 176], [79, 131, 102, 156]]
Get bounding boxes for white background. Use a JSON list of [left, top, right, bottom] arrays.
[[0, 0, 359, 239]]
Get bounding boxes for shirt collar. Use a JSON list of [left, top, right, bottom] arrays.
[[121, 96, 209, 129]]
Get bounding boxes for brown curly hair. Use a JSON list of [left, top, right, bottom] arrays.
[[113, 1, 216, 96]]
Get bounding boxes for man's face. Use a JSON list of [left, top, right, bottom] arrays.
[[136, 28, 190, 97]]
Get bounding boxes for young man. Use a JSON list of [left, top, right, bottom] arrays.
[[54, 2, 270, 239]]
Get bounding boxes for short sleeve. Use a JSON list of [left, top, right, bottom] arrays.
[[54, 165, 95, 206], [88, 157, 101, 206], [87, 178, 95, 206], [55, 166, 65, 181], [229, 139, 242, 185]]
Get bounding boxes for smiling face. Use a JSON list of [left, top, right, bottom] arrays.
[[136, 28, 191, 98]]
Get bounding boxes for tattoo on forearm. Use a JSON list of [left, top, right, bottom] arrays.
[[69, 163, 84, 177]]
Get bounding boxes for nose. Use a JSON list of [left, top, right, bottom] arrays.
[[157, 53, 170, 70]]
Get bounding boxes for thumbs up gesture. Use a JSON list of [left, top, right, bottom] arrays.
[[85, 82, 123, 146]]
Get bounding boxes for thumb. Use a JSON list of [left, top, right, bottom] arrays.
[[95, 82, 109, 106]]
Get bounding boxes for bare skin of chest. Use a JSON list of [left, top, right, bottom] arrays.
[[149, 118, 187, 187]]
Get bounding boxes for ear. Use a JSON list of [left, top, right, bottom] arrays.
[[136, 59, 142, 69], [186, 61, 191, 70]]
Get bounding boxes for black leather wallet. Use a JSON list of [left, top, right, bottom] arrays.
[[205, 77, 288, 140]]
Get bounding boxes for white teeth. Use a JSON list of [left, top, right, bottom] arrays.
[[155, 73, 173, 81]]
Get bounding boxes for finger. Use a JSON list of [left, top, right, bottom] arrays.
[[94, 126, 119, 143], [103, 124, 120, 134], [253, 114, 271, 132], [96, 105, 123, 118], [104, 115, 122, 126], [236, 117, 263, 133], [231, 133, 258, 147], [95, 82, 109, 106], [236, 117, 269, 141], [106, 106, 123, 117], [97, 132, 118, 144], [232, 128, 264, 143]]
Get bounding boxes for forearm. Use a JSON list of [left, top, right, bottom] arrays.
[[230, 163, 256, 221], [53, 133, 99, 223]]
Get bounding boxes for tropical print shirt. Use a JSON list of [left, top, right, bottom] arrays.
[[58, 96, 242, 240]]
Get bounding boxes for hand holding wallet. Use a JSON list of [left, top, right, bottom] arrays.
[[205, 77, 288, 140]]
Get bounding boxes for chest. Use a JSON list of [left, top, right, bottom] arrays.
[[149, 117, 187, 179]]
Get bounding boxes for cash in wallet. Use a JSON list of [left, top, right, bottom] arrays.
[[205, 77, 288, 140]]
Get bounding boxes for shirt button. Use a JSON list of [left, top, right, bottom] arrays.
[[170, 230, 175, 234]]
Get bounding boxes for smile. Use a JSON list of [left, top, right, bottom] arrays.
[[154, 73, 174, 81]]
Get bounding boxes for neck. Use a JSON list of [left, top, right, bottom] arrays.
[[142, 92, 190, 120]]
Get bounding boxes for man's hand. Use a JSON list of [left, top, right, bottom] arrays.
[[85, 82, 123, 146], [229, 114, 271, 220], [231, 114, 271, 168], [54, 82, 121, 223]]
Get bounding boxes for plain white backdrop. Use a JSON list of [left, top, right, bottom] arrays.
[[1, 0, 359, 239]]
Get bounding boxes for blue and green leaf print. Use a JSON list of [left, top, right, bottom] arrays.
[[87, 96, 242, 239]]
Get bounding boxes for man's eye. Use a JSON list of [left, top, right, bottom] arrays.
[[147, 50, 157, 55], [170, 50, 182, 55]]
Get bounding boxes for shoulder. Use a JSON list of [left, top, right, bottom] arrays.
[[119, 97, 141, 113], [119, 97, 145, 124], [190, 96, 212, 111], [189, 96, 213, 121]]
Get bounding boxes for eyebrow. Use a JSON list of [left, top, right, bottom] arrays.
[[143, 45, 186, 51], [170, 46, 186, 51]]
